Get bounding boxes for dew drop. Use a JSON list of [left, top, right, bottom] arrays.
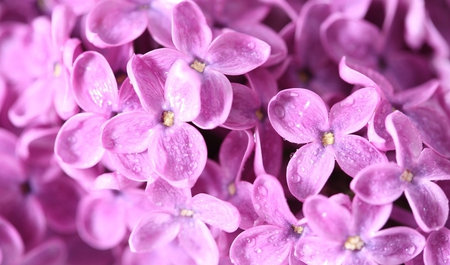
[[247, 42, 255, 49], [258, 186, 268, 196], [404, 245, 415, 255], [246, 238, 256, 247], [254, 248, 262, 253], [290, 174, 301, 183], [290, 92, 299, 97], [132, 166, 142, 173], [273, 105, 285, 118], [254, 203, 261, 210]]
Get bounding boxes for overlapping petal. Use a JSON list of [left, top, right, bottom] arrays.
[[109, 152, 158, 182], [0, 217, 24, 265], [294, 236, 345, 265], [145, 178, 191, 210], [222, 83, 259, 130], [351, 196, 392, 237], [424, 227, 450, 264], [219, 130, 254, 183]]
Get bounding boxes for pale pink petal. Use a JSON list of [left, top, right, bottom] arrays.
[[55, 113, 106, 168], [405, 181, 449, 232], [294, 236, 345, 264], [53, 69, 79, 120], [71, 51, 118, 114], [252, 174, 297, 226], [351, 162, 406, 205], [145, 178, 191, 210], [108, 152, 158, 182], [94, 171, 137, 190], [0, 217, 24, 265], [193, 70, 233, 129], [165, 59, 202, 122], [230, 225, 292, 265], [351, 197, 392, 237], [424, 227, 450, 264], [334, 134, 387, 177], [368, 227, 425, 264], [21, 238, 67, 265], [146, 0, 178, 48], [127, 54, 165, 113], [191, 193, 240, 232], [367, 99, 395, 151], [77, 190, 126, 249], [405, 0, 426, 49], [287, 142, 335, 201], [148, 123, 207, 188], [268, 88, 329, 144], [51, 4, 76, 49], [413, 148, 450, 181], [101, 111, 157, 154], [86, 0, 147, 48], [172, 1, 211, 57], [178, 219, 219, 265], [206, 32, 270, 75], [330, 87, 380, 134], [219, 130, 254, 183], [222, 83, 259, 130], [129, 210, 180, 253], [254, 121, 283, 176], [303, 194, 351, 241]]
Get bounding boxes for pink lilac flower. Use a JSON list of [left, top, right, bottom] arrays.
[[229, 174, 309, 265], [268, 87, 386, 201], [129, 178, 240, 264], [351, 110, 450, 232], [295, 194, 425, 264], [142, 0, 271, 129], [101, 55, 206, 188]]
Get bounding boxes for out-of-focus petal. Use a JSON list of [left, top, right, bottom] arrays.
[[71, 51, 118, 114], [0, 217, 24, 265], [351, 162, 406, 205], [206, 32, 270, 75], [55, 113, 106, 168], [287, 142, 335, 201], [222, 83, 259, 130], [118, 78, 143, 112], [21, 238, 67, 265], [86, 0, 147, 48], [268, 88, 329, 144], [51, 4, 76, 49], [393, 79, 439, 109], [94, 171, 136, 190], [178, 219, 218, 265], [146, 0, 179, 48]]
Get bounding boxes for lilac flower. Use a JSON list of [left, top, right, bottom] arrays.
[[101, 55, 206, 188], [129, 178, 240, 264], [142, 0, 271, 129], [351, 110, 450, 232], [268, 87, 386, 201], [295, 194, 425, 264], [423, 227, 450, 264], [230, 174, 309, 265], [0, 216, 23, 265]]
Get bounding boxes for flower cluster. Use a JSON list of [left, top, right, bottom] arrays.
[[1, 0, 450, 264]]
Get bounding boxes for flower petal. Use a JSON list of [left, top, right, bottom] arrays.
[[55, 113, 106, 168], [351, 196, 392, 237], [129, 210, 180, 253], [101, 111, 157, 154], [287, 142, 335, 201], [424, 227, 450, 265], [405, 181, 449, 232], [268, 88, 329, 144], [351, 162, 406, 205], [85, 0, 147, 47], [330, 87, 380, 134], [367, 99, 395, 151], [254, 121, 283, 177], [230, 225, 292, 265], [172, 1, 211, 57], [219, 130, 254, 183], [71, 51, 118, 114], [148, 123, 207, 188], [334, 134, 387, 177], [108, 152, 158, 182], [367, 227, 425, 264], [228, 181, 259, 230], [414, 148, 450, 181], [252, 174, 297, 226], [191, 193, 240, 232], [294, 236, 345, 265], [145, 178, 191, 210], [206, 32, 270, 75], [0, 217, 24, 265], [222, 83, 259, 130], [20, 238, 67, 265], [193, 70, 233, 129]]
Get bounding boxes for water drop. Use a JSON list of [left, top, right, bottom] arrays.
[[258, 186, 268, 196], [273, 105, 285, 118], [132, 166, 142, 173], [254, 248, 262, 253], [340, 96, 355, 107], [290, 174, 301, 183], [247, 42, 255, 49], [290, 92, 299, 97], [254, 203, 261, 210], [246, 238, 256, 247], [404, 245, 415, 255]]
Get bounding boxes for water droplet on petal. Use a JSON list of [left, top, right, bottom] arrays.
[[273, 105, 285, 118], [290, 174, 301, 183], [246, 238, 256, 247], [404, 245, 415, 255], [254, 248, 262, 253], [258, 186, 268, 196], [254, 203, 261, 210]]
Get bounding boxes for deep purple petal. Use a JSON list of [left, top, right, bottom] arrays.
[[367, 227, 425, 264], [252, 174, 297, 226], [334, 134, 387, 177], [329, 87, 380, 134], [424, 227, 450, 264], [222, 83, 259, 130], [303, 194, 351, 241], [393, 79, 439, 109], [385, 111, 422, 168], [405, 181, 449, 232], [206, 32, 270, 75], [86, 0, 147, 47], [193, 70, 233, 129], [129, 210, 180, 253], [165, 59, 202, 122], [172, 1, 211, 57], [20, 238, 67, 265], [230, 225, 292, 265], [351, 196, 392, 237], [287, 142, 335, 201], [55, 113, 106, 168], [71, 51, 119, 114], [219, 130, 254, 183], [178, 219, 219, 265], [101, 111, 157, 153], [294, 236, 345, 264], [351, 162, 406, 205], [127, 54, 165, 113], [191, 193, 240, 232], [268, 88, 329, 144]]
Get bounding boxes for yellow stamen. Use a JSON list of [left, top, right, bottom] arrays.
[[344, 235, 364, 251], [190, 60, 206, 73], [180, 209, 194, 217], [400, 169, 413, 182], [228, 182, 236, 196], [162, 111, 175, 127], [321, 132, 335, 147], [255, 109, 264, 121], [292, 225, 304, 234], [53, 62, 62, 77]]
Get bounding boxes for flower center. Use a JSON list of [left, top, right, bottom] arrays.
[[228, 182, 236, 196], [53, 62, 62, 77], [400, 169, 413, 182], [180, 209, 194, 217], [190, 60, 206, 73], [161, 111, 175, 127], [321, 132, 335, 147], [344, 235, 364, 251], [298, 68, 313, 84], [255, 109, 264, 121], [292, 225, 304, 234]]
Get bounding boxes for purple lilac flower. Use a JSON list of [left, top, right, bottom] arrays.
[[296, 194, 425, 264], [268, 87, 386, 201], [351, 110, 450, 232]]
